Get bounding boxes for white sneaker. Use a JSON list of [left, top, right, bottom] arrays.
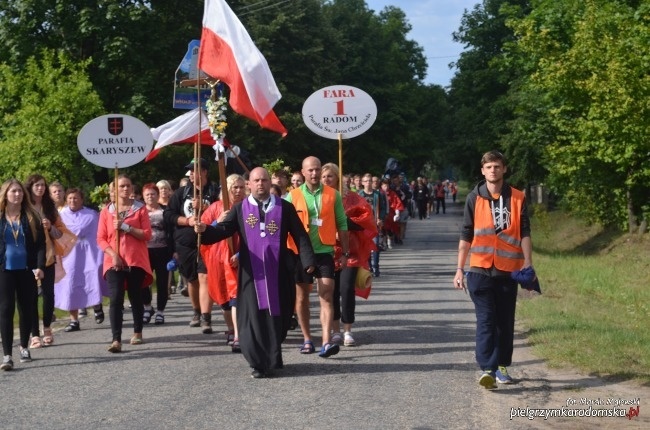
[[1, 355, 13, 371], [343, 331, 356, 347]]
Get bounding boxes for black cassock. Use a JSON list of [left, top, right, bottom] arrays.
[[201, 197, 314, 372]]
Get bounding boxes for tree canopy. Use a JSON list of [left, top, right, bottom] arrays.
[[447, 0, 649, 229], [0, 0, 647, 229], [0, 0, 446, 188], [0, 50, 104, 185]]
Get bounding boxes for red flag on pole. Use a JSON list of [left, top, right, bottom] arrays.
[[198, 0, 288, 136]]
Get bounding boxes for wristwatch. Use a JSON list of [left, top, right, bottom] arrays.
[[343, 252, 350, 258]]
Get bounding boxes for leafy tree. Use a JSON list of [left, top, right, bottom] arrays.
[[0, 0, 446, 184], [0, 0, 203, 123], [508, 0, 650, 228], [0, 49, 104, 186], [447, 0, 531, 184]]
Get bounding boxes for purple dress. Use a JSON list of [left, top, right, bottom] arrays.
[[54, 207, 108, 310]]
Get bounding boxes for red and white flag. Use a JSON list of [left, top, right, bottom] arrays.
[[145, 109, 215, 161], [198, 0, 287, 136]]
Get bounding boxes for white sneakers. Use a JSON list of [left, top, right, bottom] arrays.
[[343, 331, 356, 347]]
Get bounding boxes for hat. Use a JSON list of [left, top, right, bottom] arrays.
[[184, 158, 209, 170], [511, 267, 542, 294]]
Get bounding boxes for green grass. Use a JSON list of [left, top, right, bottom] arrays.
[[518, 207, 650, 384]]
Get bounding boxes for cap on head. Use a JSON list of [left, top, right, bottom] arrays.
[[184, 158, 209, 170]]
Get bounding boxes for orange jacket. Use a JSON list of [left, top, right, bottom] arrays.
[[288, 186, 337, 253], [469, 187, 525, 272]]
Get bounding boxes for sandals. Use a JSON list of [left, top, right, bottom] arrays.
[[225, 330, 235, 346], [319, 342, 340, 358], [154, 312, 165, 325], [94, 310, 105, 324], [289, 315, 299, 330], [231, 338, 241, 353], [130, 335, 144, 345], [143, 308, 154, 324], [64, 320, 80, 332], [30, 336, 43, 349], [42, 328, 53, 346], [107, 341, 122, 353], [299, 340, 315, 354], [331, 332, 343, 346]]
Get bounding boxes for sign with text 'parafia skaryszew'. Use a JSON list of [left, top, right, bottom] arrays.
[[302, 85, 377, 139], [77, 114, 153, 168]]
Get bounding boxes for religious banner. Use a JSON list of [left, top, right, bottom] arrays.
[[173, 39, 211, 110]]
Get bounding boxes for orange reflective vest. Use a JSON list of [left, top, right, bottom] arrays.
[[469, 187, 525, 272], [287, 186, 337, 253]]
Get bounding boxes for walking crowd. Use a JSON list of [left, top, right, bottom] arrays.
[[0, 156, 464, 379]]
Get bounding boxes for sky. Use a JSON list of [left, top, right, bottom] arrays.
[[365, 0, 480, 88]]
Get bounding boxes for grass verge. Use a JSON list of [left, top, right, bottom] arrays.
[[517, 206, 650, 384]]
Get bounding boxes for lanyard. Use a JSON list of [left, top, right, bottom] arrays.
[[312, 192, 321, 219]]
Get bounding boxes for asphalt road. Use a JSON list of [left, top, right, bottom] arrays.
[[2, 200, 646, 429]]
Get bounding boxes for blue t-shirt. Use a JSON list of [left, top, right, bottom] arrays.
[[5, 221, 27, 270]]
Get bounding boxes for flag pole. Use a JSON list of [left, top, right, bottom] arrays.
[[195, 68, 203, 259], [222, 140, 250, 175]]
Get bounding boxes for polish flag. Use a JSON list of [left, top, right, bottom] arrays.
[[198, 0, 288, 136], [145, 109, 215, 161]]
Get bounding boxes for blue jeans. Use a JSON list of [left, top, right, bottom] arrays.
[[369, 236, 380, 275], [467, 272, 518, 372]]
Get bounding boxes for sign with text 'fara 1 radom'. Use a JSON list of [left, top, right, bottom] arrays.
[[302, 85, 377, 139], [77, 114, 153, 168]]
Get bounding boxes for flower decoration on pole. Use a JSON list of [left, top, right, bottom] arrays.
[[206, 81, 228, 144]]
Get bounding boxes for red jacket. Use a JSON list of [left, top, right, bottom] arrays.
[[97, 201, 153, 285]]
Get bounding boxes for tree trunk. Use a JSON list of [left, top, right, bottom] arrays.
[[627, 191, 637, 234]]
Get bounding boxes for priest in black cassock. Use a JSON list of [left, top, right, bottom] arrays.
[[198, 167, 315, 378]]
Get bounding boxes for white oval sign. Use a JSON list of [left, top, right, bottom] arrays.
[[302, 85, 377, 139], [77, 114, 153, 168]]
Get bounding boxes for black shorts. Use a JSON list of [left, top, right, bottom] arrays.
[[294, 253, 335, 284], [175, 243, 207, 282]]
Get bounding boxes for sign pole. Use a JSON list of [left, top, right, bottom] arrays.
[[114, 165, 120, 256], [338, 132, 343, 195]]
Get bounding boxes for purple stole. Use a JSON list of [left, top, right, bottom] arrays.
[[242, 195, 283, 316]]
